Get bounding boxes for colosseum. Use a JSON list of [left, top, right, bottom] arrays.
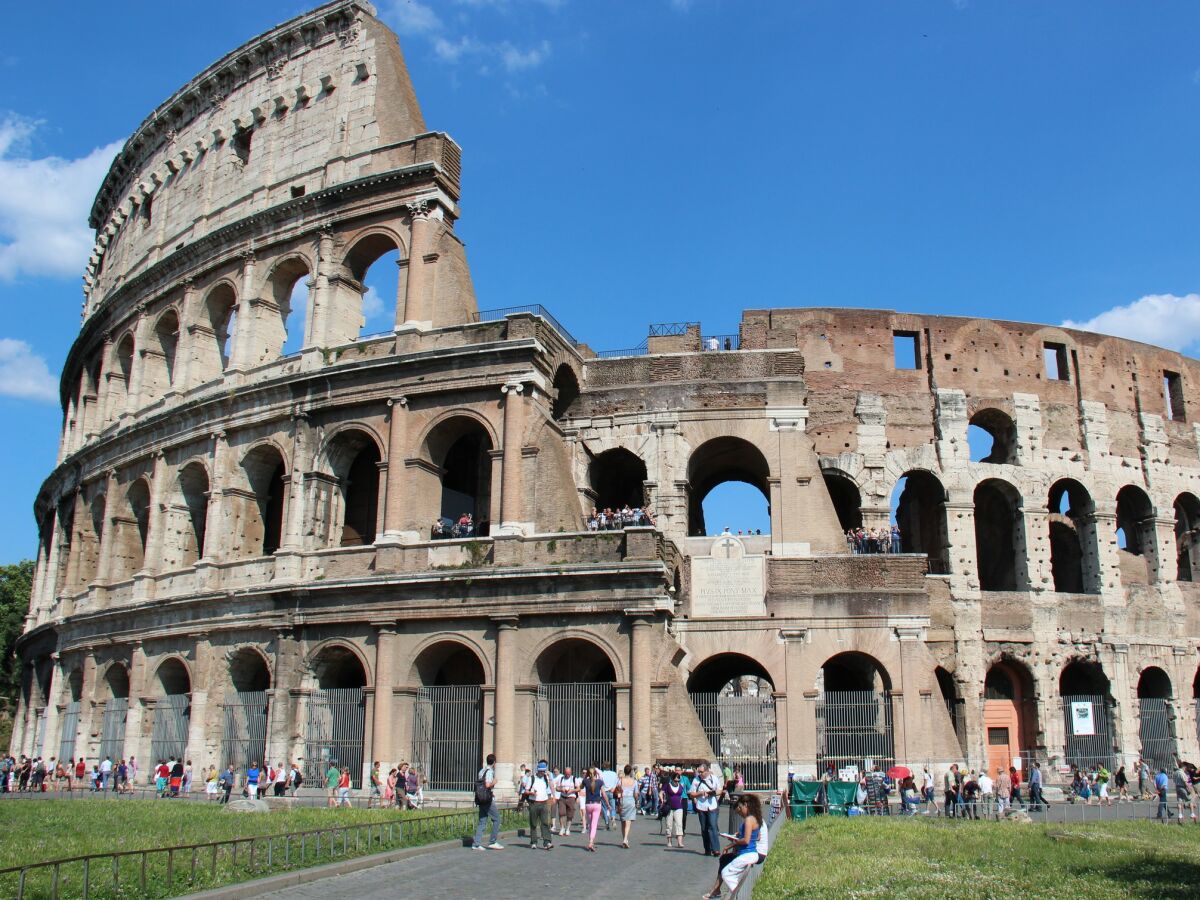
[[11, 0, 1200, 796]]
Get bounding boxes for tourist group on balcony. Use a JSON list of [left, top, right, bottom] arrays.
[[846, 524, 901, 554]]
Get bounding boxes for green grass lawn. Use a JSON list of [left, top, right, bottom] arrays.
[[755, 817, 1200, 899], [0, 799, 519, 898]]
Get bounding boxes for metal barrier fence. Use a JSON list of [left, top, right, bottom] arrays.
[[690, 692, 777, 791], [816, 691, 897, 776], [412, 686, 482, 792], [98, 699, 128, 763], [0, 807, 522, 900], [58, 702, 80, 764], [221, 691, 269, 772], [150, 695, 190, 764], [472, 304, 579, 347], [702, 334, 740, 351], [1061, 695, 1117, 773], [304, 687, 366, 789], [533, 683, 615, 773], [1138, 697, 1177, 773]]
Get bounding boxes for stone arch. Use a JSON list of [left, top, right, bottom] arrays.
[[302, 641, 369, 788], [79, 491, 106, 587], [1115, 484, 1155, 556], [341, 229, 407, 341], [315, 426, 385, 547], [588, 447, 647, 514], [342, 229, 408, 281], [822, 468, 863, 532], [306, 641, 371, 690], [969, 407, 1018, 465], [534, 636, 618, 683], [934, 665, 965, 751], [228, 646, 272, 692], [103, 662, 130, 699], [1060, 657, 1111, 697], [531, 635, 618, 772], [108, 332, 136, 420], [154, 656, 192, 696], [149, 307, 180, 391], [111, 477, 151, 581], [412, 639, 487, 686], [817, 651, 896, 773], [418, 412, 497, 537], [891, 469, 950, 572], [202, 281, 239, 378], [1137, 665, 1172, 699], [1048, 478, 1100, 594], [686, 436, 771, 536], [66, 667, 84, 703], [266, 254, 313, 357], [173, 460, 210, 567], [973, 477, 1026, 591], [686, 652, 777, 789], [235, 442, 288, 558], [1173, 492, 1200, 582], [687, 652, 775, 694], [1136, 665, 1177, 771], [410, 638, 487, 790], [551, 363, 580, 420], [820, 651, 893, 693], [983, 657, 1039, 776]]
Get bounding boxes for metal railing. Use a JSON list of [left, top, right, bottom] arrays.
[[0, 807, 521, 900], [472, 304, 579, 347], [702, 334, 740, 351], [648, 322, 699, 336], [594, 343, 648, 359]]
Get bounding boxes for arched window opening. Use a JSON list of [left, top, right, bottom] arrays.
[[687, 654, 776, 790], [985, 667, 1015, 700], [153, 310, 179, 388], [223, 649, 271, 772], [412, 642, 486, 791], [551, 364, 580, 420], [113, 478, 151, 581], [345, 234, 402, 340], [271, 258, 312, 358], [229, 648, 271, 693], [67, 668, 83, 703], [537, 639, 617, 683], [104, 664, 130, 699], [151, 658, 191, 762], [891, 470, 950, 573], [533, 639, 616, 773], [984, 660, 1038, 778], [1136, 667, 1177, 773], [935, 666, 966, 753], [341, 442, 381, 547], [205, 285, 238, 375], [1115, 485, 1154, 556], [968, 409, 1018, 465], [973, 479, 1025, 591], [239, 446, 286, 558], [817, 652, 895, 775], [1048, 479, 1098, 594], [157, 658, 191, 696], [111, 334, 135, 418], [823, 471, 863, 533], [687, 436, 771, 537], [304, 646, 367, 788], [588, 447, 647, 517], [1174, 493, 1200, 582], [423, 417, 493, 538], [175, 462, 209, 566], [82, 493, 106, 587], [58, 667, 85, 763], [1137, 667, 1172, 700]]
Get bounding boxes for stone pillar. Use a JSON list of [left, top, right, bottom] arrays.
[[92, 470, 120, 591], [185, 636, 212, 777], [61, 491, 84, 601], [628, 614, 653, 770], [498, 382, 528, 536], [399, 202, 434, 330], [81, 652, 99, 760], [371, 627, 398, 770], [39, 510, 66, 619], [229, 251, 257, 371], [200, 432, 229, 564], [128, 309, 153, 414], [381, 397, 417, 542], [41, 656, 66, 764], [306, 226, 336, 351], [266, 629, 298, 768], [134, 452, 169, 600], [1151, 516, 1177, 584], [124, 642, 148, 773], [276, 413, 312, 581], [170, 280, 198, 394], [1022, 505, 1051, 593], [781, 629, 815, 777], [492, 617, 518, 795], [1092, 505, 1124, 599]]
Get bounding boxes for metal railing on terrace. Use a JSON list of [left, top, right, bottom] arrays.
[[471, 304, 579, 347]]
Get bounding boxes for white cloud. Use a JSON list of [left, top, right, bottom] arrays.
[[381, 1, 552, 74], [1062, 293, 1200, 354], [0, 338, 58, 402], [0, 113, 120, 282], [434, 35, 483, 64], [384, 0, 442, 34], [500, 39, 550, 71], [362, 286, 388, 323]]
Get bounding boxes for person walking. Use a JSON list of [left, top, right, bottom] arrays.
[[246, 761, 261, 800], [691, 762, 722, 856], [336, 767, 352, 807], [662, 770, 686, 849], [219, 765, 234, 804], [1028, 762, 1046, 812], [325, 762, 340, 808], [943, 765, 959, 818], [582, 767, 604, 851], [995, 767, 1011, 815], [367, 761, 382, 808], [525, 761, 555, 850], [1173, 761, 1195, 824], [701, 794, 764, 900], [1138, 758, 1151, 799], [555, 767, 579, 836], [1155, 767, 1170, 820], [599, 762, 618, 831], [1115, 764, 1130, 802], [618, 765, 638, 849], [100, 756, 113, 793], [471, 753, 503, 850]]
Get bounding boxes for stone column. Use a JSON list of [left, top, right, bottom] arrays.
[[1092, 505, 1124, 599], [128, 309, 153, 414], [306, 227, 336, 351], [39, 510, 66, 619], [381, 397, 416, 542], [371, 626, 398, 770], [81, 651, 99, 761], [134, 452, 169, 600], [399, 202, 434, 330], [92, 470, 120, 592], [781, 629, 814, 777], [41, 655, 66, 765], [498, 382, 528, 535], [200, 432, 228, 565], [628, 614, 653, 770], [229, 251, 257, 371], [265, 629, 298, 767], [1022, 505, 1051, 593], [61, 491, 84, 601], [170, 280, 198, 394], [1151, 516, 1177, 583], [275, 413, 312, 581], [124, 642, 148, 773], [185, 636, 212, 777], [492, 617, 518, 795]]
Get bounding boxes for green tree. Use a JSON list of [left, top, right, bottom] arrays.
[[0, 560, 34, 702]]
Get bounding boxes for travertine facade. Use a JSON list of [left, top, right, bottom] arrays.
[[13, 1, 1200, 793]]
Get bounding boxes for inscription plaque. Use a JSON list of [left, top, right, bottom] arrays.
[[690, 535, 766, 618]]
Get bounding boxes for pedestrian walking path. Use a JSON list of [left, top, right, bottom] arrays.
[[257, 814, 716, 900]]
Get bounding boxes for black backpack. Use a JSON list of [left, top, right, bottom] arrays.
[[475, 768, 494, 807]]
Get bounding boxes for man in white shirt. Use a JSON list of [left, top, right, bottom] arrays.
[[690, 762, 722, 856], [526, 761, 555, 849], [599, 763, 619, 830], [555, 767, 580, 835], [99, 756, 113, 793], [978, 770, 994, 813]]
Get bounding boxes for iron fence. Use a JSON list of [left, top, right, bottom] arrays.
[[472, 304, 578, 347], [150, 695, 190, 763], [595, 342, 648, 359], [816, 691, 896, 777], [58, 701, 81, 764], [304, 687, 366, 789], [648, 322, 699, 336], [412, 686, 482, 792], [0, 807, 522, 900], [221, 691, 269, 772], [702, 334, 740, 351], [1137, 697, 1177, 773], [98, 699, 128, 763], [1061, 695, 1117, 773], [533, 683, 615, 773], [690, 691, 777, 790]]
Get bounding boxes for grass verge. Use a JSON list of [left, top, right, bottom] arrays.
[[755, 817, 1200, 899]]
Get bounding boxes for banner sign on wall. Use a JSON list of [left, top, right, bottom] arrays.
[[1070, 701, 1095, 736]]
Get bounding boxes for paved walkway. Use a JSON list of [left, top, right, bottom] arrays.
[[257, 814, 717, 900]]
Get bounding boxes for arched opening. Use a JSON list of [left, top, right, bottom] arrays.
[[1174, 493, 1200, 582], [1137, 666, 1177, 772], [153, 310, 179, 389], [271, 258, 312, 358], [112, 478, 151, 581], [973, 479, 1025, 591], [1059, 659, 1116, 772], [304, 646, 367, 788], [99, 664, 130, 763], [687, 436, 771, 536], [891, 470, 950, 573], [344, 233, 401, 339], [205, 284, 238, 376], [151, 658, 191, 763], [687, 654, 776, 790], [1115, 484, 1154, 556], [222, 649, 271, 772], [423, 416, 493, 538], [823, 471, 863, 533], [238, 445, 286, 558], [816, 652, 895, 775], [533, 639, 616, 773], [968, 408, 1018, 464], [551, 364, 580, 420], [588, 448, 647, 520], [412, 642, 486, 791], [1048, 479, 1099, 594], [58, 668, 84, 764], [935, 666, 966, 754], [983, 659, 1038, 779], [173, 462, 209, 567], [113, 334, 135, 418], [317, 430, 382, 547]]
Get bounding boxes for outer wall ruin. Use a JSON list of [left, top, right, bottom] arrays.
[[13, 0, 1200, 795]]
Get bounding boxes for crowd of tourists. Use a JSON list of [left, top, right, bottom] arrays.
[[586, 505, 654, 530], [0, 755, 139, 793], [471, 756, 773, 896], [432, 513, 479, 539], [845, 525, 901, 554]]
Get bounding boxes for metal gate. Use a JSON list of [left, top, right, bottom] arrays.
[[150, 694, 191, 762], [412, 686, 483, 791], [99, 698, 128, 762], [533, 683, 615, 773], [689, 691, 777, 790], [1137, 698, 1177, 772], [816, 691, 895, 776], [221, 690, 269, 771], [304, 687, 365, 789], [1061, 695, 1117, 772], [58, 701, 81, 763]]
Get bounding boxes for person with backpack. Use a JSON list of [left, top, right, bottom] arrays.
[[471, 753, 503, 850], [525, 761, 555, 850], [289, 762, 303, 797]]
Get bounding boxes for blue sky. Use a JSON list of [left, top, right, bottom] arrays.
[[1, 0, 1199, 559]]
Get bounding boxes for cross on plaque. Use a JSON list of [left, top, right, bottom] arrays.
[[717, 537, 738, 558]]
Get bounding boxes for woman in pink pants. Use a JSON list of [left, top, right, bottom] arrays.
[[583, 767, 605, 851]]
